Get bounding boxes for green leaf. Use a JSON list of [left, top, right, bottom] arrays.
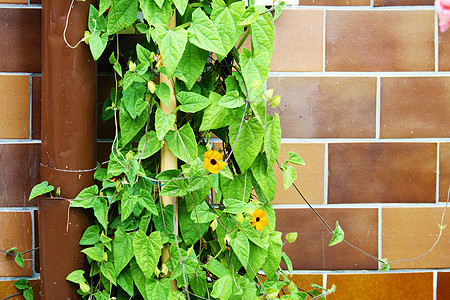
[[177, 91, 211, 113], [190, 201, 216, 223], [89, 33, 108, 61], [174, 42, 209, 90], [153, 204, 175, 237], [153, 0, 165, 8], [139, 0, 171, 26], [239, 221, 268, 250], [238, 6, 259, 26], [173, 0, 188, 15], [81, 244, 103, 262], [155, 107, 176, 140], [245, 242, 267, 280], [80, 225, 101, 246], [100, 261, 116, 285], [166, 123, 198, 164], [223, 198, 251, 214], [160, 180, 187, 197], [203, 258, 229, 278], [122, 81, 147, 119], [71, 185, 99, 208], [29, 181, 54, 201], [146, 278, 171, 300], [88, 5, 107, 32], [99, 0, 112, 15], [114, 227, 134, 275], [380, 258, 390, 271], [240, 48, 269, 93], [155, 26, 188, 77], [14, 252, 24, 268], [187, 158, 210, 192], [281, 252, 293, 276], [14, 279, 29, 290], [229, 117, 264, 172], [188, 8, 226, 56], [121, 192, 138, 222], [262, 231, 282, 280], [120, 105, 148, 145], [283, 165, 297, 190], [211, 275, 233, 300], [250, 154, 276, 203], [130, 258, 149, 300], [250, 13, 275, 66], [23, 287, 33, 300], [329, 221, 345, 246], [93, 198, 108, 230], [117, 266, 134, 297], [156, 82, 171, 107], [138, 131, 164, 159], [287, 151, 305, 166], [132, 231, 163, 279], [140, 190, 158, 215], [230, 231, 249, 266], [106, 0, 138, 35], [264, 114, 281, 171], [66, 270, 86, 284], [218, 91, 245, 108], [286, 232, 298, 244], [179, 198, 209, 246], [220, 173, 252, 203], [199, 92, 230, 131], [211, 0, 245, 56]]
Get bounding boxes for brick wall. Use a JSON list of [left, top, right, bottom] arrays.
[[0, 1, 449, 299]]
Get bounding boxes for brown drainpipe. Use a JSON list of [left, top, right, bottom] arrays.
[[39, 0, 97, 298]]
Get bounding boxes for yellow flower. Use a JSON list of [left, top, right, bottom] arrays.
[[203, 150, 226, 174], [252, 209, 267, 231]]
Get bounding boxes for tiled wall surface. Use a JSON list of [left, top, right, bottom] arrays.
[[0, 1, 449, 300]]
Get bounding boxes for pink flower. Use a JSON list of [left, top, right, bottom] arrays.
[[436, 0, 450, 32]]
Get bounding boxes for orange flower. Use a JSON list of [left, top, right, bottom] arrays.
[[203, 150, 226, 174], [252, 209, 267, 231], [154, 54, 163, 67]]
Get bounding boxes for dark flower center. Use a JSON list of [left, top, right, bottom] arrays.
[[210, 159, 217, 165], [256, 217, 260, 222]]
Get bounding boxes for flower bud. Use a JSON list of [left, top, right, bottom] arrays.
[[147, 81, 156, 94], [236, 213, 244, 224], [128, 61, 136, 72]]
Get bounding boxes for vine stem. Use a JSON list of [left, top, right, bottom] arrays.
[[173, 202, 191, 300], [63, 0, 96, 49]]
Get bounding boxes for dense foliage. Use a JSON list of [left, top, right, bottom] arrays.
[[60, 0, 331, 298]]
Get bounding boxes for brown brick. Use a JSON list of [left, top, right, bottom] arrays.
[[0, 144, 41, 207], [0, 280, 41, 300], [380, 77, 450, 138], [300, 0, 369, 4], [271, 10, 323, 72], [382, 207, 450, 269], [326, 10, 435, 71], [276, 208, 378, 270], [374, 0, 434, 5], [437, 272, 450, 300], [439, 28, 450, 71], [289, 274, 323, 293], [328, 143, 437, 203], [0, 212, 33, 276], [0, 75, 30, 139], [0, 0, 27, 3], [273, 143, 324, 205], [327, 273, 433, 299], [267, 77, 376, 138], [0, 8, 41, 73], [440, 143, 450, 202], [31, 76, 41, 140]]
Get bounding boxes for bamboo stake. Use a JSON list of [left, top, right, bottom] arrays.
[[160, 13, 179, 291]]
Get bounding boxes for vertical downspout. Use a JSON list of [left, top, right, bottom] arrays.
[[39, 0, 96, 298]]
